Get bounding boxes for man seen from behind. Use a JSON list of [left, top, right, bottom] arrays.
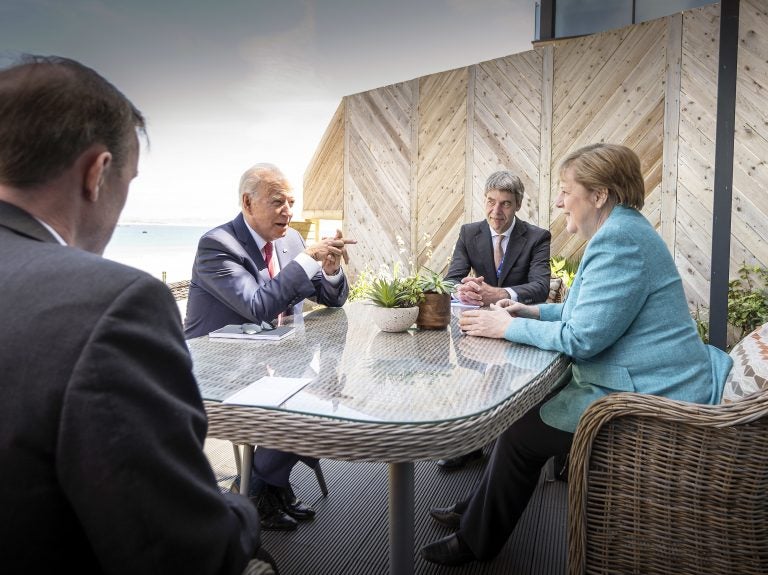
[[0, 55, 269, 574]]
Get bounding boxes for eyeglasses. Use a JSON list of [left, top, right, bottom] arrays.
[[241, 321, 275, 334]]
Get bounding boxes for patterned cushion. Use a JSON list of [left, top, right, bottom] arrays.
[[721, 322, 768, 403]]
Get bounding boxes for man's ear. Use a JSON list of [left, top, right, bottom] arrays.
[[83, 151, 113, 202], [241, 192, 251, 212]]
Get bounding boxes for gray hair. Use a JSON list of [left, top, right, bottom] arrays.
[[484, 171, 524, 204], [238, 163, 290, 199]]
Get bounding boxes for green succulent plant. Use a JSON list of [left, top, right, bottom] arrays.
[[366, 275, 424, 308], [417, 267, 456, 295]]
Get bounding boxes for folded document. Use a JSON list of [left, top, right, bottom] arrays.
[[222, 377, 313, 407]]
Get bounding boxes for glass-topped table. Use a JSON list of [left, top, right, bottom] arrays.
[[188, 302, 569, 575]]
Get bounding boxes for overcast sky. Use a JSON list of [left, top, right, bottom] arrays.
[[1, 0, 536, 225]]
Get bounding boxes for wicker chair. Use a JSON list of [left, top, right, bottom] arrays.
[[567, 389, 768, 575], [167, 279, 190, 301]]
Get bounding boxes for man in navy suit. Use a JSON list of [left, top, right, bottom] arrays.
[[0, 54, 269, 574], [438, 171, 551, 469], [185, 163, 354, 531], [447, 171, 551, 307]]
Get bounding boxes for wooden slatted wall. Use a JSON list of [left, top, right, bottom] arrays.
[[303, 101, 344, 219], [549, 18, 667, 263], [343, 82, 416, 277], [416, 68, 468, 274], [675, 4, 720, 308], [471, 52, 543, 226], [302, 1, 768, 313], [733, 0, 768, 273]]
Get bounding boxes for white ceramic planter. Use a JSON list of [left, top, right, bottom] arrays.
[[370, 305, 419, 333]]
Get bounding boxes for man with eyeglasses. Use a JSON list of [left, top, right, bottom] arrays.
[[184, 163, 355, 532], [435, 170, 551, 470]]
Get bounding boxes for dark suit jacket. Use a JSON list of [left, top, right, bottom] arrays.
[[446, 218, 551, 304], [0, 200, 259, 574], [184, 213, 348, 338]]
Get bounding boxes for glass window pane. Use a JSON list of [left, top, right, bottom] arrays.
[[555, 0, 633, 38], [636, 0, 717, 23]]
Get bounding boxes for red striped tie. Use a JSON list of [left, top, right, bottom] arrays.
[[264, 241, 278, 278], [263, 242, 283, 325]]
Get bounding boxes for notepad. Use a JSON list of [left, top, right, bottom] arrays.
[[222, 377, 312, 407], [208, 324, 295, 340]]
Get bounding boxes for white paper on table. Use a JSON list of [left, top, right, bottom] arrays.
[[450, 301, 480, 309], [222, 377, 313, 407]]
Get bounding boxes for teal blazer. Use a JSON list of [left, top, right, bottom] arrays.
[[504, 205, 732, 433]]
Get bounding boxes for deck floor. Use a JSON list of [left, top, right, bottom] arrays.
[[205, 439, 568, 575]]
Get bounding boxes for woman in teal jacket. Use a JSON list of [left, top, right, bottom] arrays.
[[421, 143, 733, 566]]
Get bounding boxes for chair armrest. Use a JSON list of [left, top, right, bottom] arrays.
[[567, 389, 768, 575]]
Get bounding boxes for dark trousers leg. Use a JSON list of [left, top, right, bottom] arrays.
[[249, 448, 319, 492], [458, 403, 573, 560]]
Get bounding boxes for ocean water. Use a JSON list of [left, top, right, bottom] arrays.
[[103, 224, 211, 283], [102, 219, 342, 284]]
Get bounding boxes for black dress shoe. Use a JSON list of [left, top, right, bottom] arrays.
[[252, 488, 298, 531], [429, 504, 462, 530], [421, 533, 476, 566], [276, 484, 316, 521], [437, 448, 483, 470]]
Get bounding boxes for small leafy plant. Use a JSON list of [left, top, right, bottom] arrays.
[[727, 263, 768, 340], [418, 267, 456, 295], [692, 304, 709, 344], [550, 255, 579, 288], [353, 261, 424, 309], [366, 274, 424, 308], [349, 233, 454, 308], [348, 266, 375, 302]]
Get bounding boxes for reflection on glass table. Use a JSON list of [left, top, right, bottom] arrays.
[[187, 302, 569, 575]]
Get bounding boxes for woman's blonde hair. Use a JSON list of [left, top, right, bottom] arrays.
[[559, 143, 645, 209]]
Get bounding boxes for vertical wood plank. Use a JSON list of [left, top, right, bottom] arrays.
[[410, 78, 420, 267], [342, 96, 350, 244], [662, 13, 683, 250], [464, 65, 476, 224], [539, 45, 554, 232]]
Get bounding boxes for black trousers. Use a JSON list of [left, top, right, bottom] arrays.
[[249, 448, 319, 493], [457, 399, 574, 560]]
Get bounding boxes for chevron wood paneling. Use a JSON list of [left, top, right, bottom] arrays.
[[732, 0, 768, 273], [416, 68, 468, 275], [344, 82, 416, 279], [675, 3, 720, 308], [303, 101, 344, 218], [471, 51, 543, 226], [549, 18, 667, 262], [302, 1, 768, 323]]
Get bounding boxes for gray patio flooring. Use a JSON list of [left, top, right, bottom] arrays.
[[205, 439, 568, 575]]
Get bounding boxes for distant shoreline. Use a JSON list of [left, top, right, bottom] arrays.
[[116, 221, 217, 228], [104, 224, 209, 284]]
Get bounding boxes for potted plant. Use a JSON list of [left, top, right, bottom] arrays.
[[548, 255, 579, 303], [364, 264, 424, 332], [416, 268, 455, 330]]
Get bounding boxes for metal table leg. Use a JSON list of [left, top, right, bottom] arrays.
[[240, 443, 254, 498], [388, 461, 415, 575]]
